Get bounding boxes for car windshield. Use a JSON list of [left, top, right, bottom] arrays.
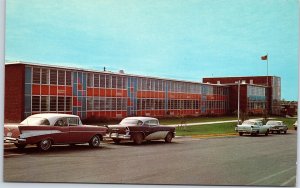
[[119, 119, 143, 126], [266, 121, 280, 126], [20, 117, 50, 126], [242, 120, 255, 125]]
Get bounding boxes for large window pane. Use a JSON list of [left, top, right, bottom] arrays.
[[50, 70, 57, 85], [66, 71, 72, 85], [41, 96, 49, 111], [32, 96, 40, 111], [58, 70, 65, 85], [50, 96, 57, 111], [58, 97, 65, 111], [41, 69, 49, 84], [32, 68, 40, 84]]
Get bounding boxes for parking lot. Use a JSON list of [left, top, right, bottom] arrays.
[[3, 130, 297, 186]]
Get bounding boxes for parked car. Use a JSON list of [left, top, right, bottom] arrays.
[[235, 120, 270, 136], [266, 120, 288, 134], [294, 120, 297, 130], [4, 113, 108, 151], [106, 117, 175, 144]]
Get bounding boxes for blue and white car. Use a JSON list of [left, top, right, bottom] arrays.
[[235, 120, 270, 136]]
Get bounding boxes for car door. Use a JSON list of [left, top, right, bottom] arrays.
[[144, 120, 165, 140], [53, 117, 70, 143], [68, 117, 88, 143]]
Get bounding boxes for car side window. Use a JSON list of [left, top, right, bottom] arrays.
[[54, 118, 68, 127], [137, 120, 143, 126], [145, 120, 158, 127], [68, 117, 79, 126], [144, 120, 150, 126]]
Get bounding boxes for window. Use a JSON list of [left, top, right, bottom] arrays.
[[68, 117, 79, 126], [41, 96, 49, 111], [32, 96, 40, 111], [50, 96, 57, 111], [66, 71, 72, 85], [58, 97, 65, 111], [58, 70, 65, 85], [50, 70, 57, 85], [41, 69, 49, 84], [100, 74, 105, 87], [106, 75, 111, 88], [32, 68, 40, 84], [117, 77, 123, 89], [94, 74, 99, 87], [87, 73, 93, 87], [87, 97, 93, 110], [66, 97, 72, 111], [54, 118, 68, 127], [112, 76, 117, 88]]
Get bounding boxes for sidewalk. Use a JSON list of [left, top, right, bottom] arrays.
[[164, 118, 268, 127]]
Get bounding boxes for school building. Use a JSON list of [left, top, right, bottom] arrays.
[[4, 61, 281, 122]]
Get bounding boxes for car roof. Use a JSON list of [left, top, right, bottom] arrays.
[[123, 117, 158, 122], [27, 113, 79, 125]]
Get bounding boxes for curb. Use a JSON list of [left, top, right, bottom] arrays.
[[190, 133, 237, 139]]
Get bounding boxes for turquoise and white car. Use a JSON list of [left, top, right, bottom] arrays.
[[235, 120, 270, 136]]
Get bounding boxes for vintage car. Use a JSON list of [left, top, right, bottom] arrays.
[[293, 120, 297, 130], [266, 120, 288, 134], [235, 120, 270, 136], [106, 117, 175, 144], [4, 113, 107, 151]]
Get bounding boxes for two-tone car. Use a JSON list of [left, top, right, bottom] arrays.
[[106, 117, 175, 145], [266, 120, 288, 134], [235, 120, 270, 136], [4, 113, 108, 151]]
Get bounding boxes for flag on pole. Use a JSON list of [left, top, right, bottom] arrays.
[[261, 55, 268, 60]]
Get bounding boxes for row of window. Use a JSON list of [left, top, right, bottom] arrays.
[[32, 68, 72, 85], [27, 67, 230, 96], [31, 96, 72, 112], [247, 85, 266, 97], [86, 97, 127, 111], [248, 101, 266, 109], [202, 85, 229, 95], [87, 73, 127, 89], [204, 100, 229, 110]]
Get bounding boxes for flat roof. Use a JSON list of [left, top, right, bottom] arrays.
[[6, 61, 230, 87]]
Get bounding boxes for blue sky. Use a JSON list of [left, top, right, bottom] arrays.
[[5, 0, 299, 100]]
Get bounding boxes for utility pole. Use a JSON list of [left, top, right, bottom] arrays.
[[237, 80, 240, 124]]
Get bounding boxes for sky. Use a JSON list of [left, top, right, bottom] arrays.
[[5, 0, 299, 100]]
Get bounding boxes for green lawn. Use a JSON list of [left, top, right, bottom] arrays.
[[175, 122, 237, 136]]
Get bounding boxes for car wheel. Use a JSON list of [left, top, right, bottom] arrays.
[[14, 143, 26, 149], [133, 133, 143, 145], [239, 132, 243, 136], [165, 133, 173, 143], [284, 130, 287, 134], [89, 135, 101, 147], [113, 139, 121, 144], [277, 130, 280, 134], [265, 130, 269, 136], [38, 139, 52, 151]]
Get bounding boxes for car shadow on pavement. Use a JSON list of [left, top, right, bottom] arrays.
[[4, 144, 107, 156]]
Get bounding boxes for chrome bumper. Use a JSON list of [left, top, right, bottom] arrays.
[[4, 137, 26, 144], [104, 133, 131, 140]]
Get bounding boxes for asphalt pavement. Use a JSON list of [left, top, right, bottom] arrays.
[[3, 130, 297, 186]]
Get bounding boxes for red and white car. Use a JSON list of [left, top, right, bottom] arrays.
[[4, 113, 107, 151]]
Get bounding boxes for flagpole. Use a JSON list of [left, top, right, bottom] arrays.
[[266, 53, 269, 116]]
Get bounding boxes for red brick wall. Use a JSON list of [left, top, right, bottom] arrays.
[[5, 64, 25, 122]]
